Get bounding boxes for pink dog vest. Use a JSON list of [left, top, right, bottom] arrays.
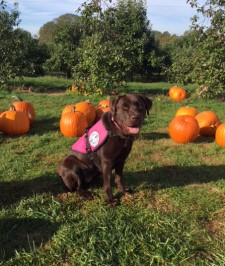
[[71, 119, 109, 154]]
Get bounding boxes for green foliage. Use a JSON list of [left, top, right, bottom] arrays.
[[166, 31, 198, 84], [39, 14, 79, 44], [153, 30, 179, 46], [1, 1, 170, 92], [166, 2, 225, 98], [6, 76, 73, 92], [74, 0, 166, 94], [0, 1, 20, 85], [191, 32, 225, 98], [74, 33, 128, 94], [44, 15, 82, 79], [12, 29, 50, 77], [0, 1, 49, 87], [38, 21, 56, 44], [186, 0, 225, 98]]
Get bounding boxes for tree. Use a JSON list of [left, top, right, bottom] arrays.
[[187, 0, 225, 98], [0, 0, 20, 85], [111, 0, 163, 81], [74, 33, 129, 94], [0, 1, 49, 85], [44, 14, 82, 78], [39, 14, 79, 44], [152, 31, 178, 46], [74, 0, 164, 94], [166, 31, 198, 84], [12, 29, 49, 77], [39, 21, 56, 44]]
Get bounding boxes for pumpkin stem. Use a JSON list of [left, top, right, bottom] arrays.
[[12, 95, 23, 102], [9, 104, 16, 111], [70, 106, 76, 113]]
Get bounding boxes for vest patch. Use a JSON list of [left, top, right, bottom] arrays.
[[71, 119, 108, 154], [89, 131, 100, 147]]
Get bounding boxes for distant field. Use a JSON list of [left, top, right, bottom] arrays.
[[6, 76, 73, 92], [5, 76, 197, 95]]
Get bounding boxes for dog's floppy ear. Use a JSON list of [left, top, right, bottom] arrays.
[[139, 95, 152, 116], [110, 95, 124, 116]]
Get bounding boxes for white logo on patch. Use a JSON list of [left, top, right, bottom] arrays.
[[89, 131, 100, 147]]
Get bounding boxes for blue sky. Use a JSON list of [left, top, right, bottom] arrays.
[[6, 0, 203, 36]]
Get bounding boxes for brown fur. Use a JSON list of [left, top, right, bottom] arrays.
[[57, 94, 152, 204]]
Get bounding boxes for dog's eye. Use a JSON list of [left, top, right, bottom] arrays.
[[122, 104, 129, 111], [134, 102, 143, 110]]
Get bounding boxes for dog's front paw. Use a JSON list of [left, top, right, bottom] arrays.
[[106, 198, 119, 206], [124, 187, 134, 194]]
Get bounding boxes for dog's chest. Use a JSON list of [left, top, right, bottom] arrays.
[[91, 137, 133, 171], [103, 137, 133, 159]]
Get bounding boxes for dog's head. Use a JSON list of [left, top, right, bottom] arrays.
[[110, 94, 152, 135]]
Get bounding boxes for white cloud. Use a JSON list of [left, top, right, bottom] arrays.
[[5, 0, 204, 36]]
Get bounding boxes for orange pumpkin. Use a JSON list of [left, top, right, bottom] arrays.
[[169, 86, 187, 102], [0, 105, 30, 135], [61, 104, 76, 115], [176, 106, 197, 117], [169, 115, 199, 144], [12, 96, 35, 123], [215, 123, 225, 147], [195, 111, 220, 137], [98, 99, 110, 111], [75, 101, 96, 127], [0, 111, 2, 131], [95, 99, 111, 121], [60, 109, 88, 137]]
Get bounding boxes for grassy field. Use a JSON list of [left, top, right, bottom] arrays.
[[0, 79, 225, 265], [5, 76, 73, 92]]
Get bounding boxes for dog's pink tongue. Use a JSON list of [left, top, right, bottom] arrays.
[[127, 127, 140, 135]]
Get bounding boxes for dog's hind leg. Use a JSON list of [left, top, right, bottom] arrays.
[[62, 171, 78, 192], [61, 167, 93, 200]]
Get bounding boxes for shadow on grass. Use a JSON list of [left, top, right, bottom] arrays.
[[29, 117, 60, 135], [124, 165, 225, 190], [1, 164, 224, 208], [195, 135, 216, 143], [140, 132, 216, 143], [0, 173, 64, 208], [122, 86, 169, 95], [0, 117, 60, 141], [0, 217, 60, 261], [0, 133, 8, 145], [140, 132, 170, 140]]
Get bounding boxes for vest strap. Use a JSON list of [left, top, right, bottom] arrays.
[[84, 128, 94, 159]]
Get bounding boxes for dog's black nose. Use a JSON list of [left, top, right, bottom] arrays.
[[131, 115, 139, 122]]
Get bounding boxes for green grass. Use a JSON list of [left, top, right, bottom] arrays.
[[5, 76, 73, 92], [5, 76, 197, 95], [0, 81, 225, 265], [125, 82, 197, 95]]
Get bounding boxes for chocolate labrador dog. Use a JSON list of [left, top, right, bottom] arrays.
[[57, 94, 152, 204]]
